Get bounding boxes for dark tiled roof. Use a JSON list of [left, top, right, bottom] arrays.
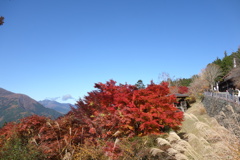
[[170, 93, 189, 98]]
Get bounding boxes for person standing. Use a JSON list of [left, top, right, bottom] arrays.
[[228, 88, 233, 99]]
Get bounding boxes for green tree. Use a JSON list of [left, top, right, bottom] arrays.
[[213, 57, 222, 66], [212, 51, 234, 79], [224, 51, 228, 57], [221, 54, 233, 76], [177, 78, 192, 86], [135, 80, 145, 89]]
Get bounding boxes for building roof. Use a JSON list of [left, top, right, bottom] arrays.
[[170, 93, 189, 98]]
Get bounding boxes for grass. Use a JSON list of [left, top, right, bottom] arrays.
[[180, 101, 240, 160], [0, 134, 46, 160]]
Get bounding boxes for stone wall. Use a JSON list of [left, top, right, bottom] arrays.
[[202, 96, 240, 139]]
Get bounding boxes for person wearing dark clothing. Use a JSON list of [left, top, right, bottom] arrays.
[[228, 88, 233, 94], [228, 88, 233, 99]]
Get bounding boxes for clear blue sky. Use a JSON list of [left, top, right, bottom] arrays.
[[0, 0, 240, 103]]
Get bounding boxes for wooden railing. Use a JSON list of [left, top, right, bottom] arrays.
[[204, 92, 240, 104]]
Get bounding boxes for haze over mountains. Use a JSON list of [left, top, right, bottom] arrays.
[[38, 99, 73, 114], [0, 88, 62, 127]]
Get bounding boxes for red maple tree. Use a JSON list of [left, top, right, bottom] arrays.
[[70, 80, 183, 138], [178, 86, 189, 94]]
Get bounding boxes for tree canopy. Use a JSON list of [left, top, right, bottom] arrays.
[[135, 79, 145, 89], [213, 49, 240, 80], [202, 64, 222, 90]]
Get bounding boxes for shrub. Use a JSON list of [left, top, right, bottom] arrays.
[[70, 80, 183, 139], [0, 133, 46, 160]]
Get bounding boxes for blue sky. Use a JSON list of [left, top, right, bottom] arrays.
[[0, 0, 240, 104]]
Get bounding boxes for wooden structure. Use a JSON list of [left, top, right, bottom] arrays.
[[173, 93, 190, 112], [218, 72, 235, 92], [218, 61, 239, 92]]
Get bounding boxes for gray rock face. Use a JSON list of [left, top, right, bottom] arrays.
[[202, 96, 240, 138]]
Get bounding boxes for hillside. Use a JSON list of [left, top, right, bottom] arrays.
[[0, 88, 62, 127], [147, 102, 239, 159], [181, 102, 239, 159], [38, 99, 73, 114]]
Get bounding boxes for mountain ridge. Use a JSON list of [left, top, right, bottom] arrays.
[[0, 88, 14, 96], [0, 88, 62, 127], [39, 99, 73, 114]]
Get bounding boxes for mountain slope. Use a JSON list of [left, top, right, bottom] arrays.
[[149, 102, 239, 159], [39, 100, 72, 114], [0, 88, 62, 127], [178, 102, 238, 159]]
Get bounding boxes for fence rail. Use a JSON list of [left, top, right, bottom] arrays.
[[204, 92, 240, 104]]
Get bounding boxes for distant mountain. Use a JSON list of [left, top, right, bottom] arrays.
[[38, 100, 73, 114], [0, 88, 62, 127]]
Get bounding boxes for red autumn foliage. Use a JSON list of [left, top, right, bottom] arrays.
[[169, 86, 179, 94], [170, 86, 189, 94], [70, 80, 183, 138], [178, 86, 189, 94], [0, 114, 86, 159], [0, 115, 50, 157], [0, 80, 184, 159], [103, 141, 122, 159]]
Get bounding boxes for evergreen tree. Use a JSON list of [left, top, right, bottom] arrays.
[[213, 57, 222, 66], [221, 54, 233, 76], [224, 51, 228, 57], [212, 51, 233, 80], [178, 78, 192, 86], [135, 80, 145, 89], [171, 78, 192, 87]]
